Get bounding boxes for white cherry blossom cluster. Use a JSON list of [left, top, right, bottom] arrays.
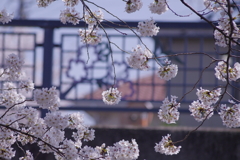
[[84, 9, 104, 26], [0, 82, 26, 109], [158, 95, 180, 124], [215, 61, 240, 81], [37, 0, 104, 45], [157, 60, 178, 81], [19, 150, 34, 160], [78, 26, 102, 45], [196, 87, 221, 105], [137, 19, 160, 37], [149, 0, 168, 15], [218, 101, 240, 128], [189, 87, 221, 122], [33, 86, 60, 111], [125, 0, 143, 13], [0, 9, 13, 24], [37, 0, 55, 7], [189, 100, 214, 122], [214, 18, 240, 47], [62, 0, 79, 7], [108, 139, 139, 160], [155, 134, 181, 155], [127, 45, 153, 70], [60, 8, 81, 25], [204, 0, 240, 48], [44, 112, 69, 130], [3, 53, 25, 81], [203, 0, 227, 12], [19, 79, 34, 93], [102, 87, 121, 105]]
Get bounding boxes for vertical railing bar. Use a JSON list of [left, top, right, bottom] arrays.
[[183, 36, 188, 103], [33, 34, 37, 86], [199, 37, 204, 88], [59, 34, 64, 99], [41, 26, 54, 118]]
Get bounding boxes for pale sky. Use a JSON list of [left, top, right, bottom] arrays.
[[2, 0, 206, 22]]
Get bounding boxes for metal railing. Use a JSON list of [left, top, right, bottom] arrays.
[[0, 20, 238, 117]]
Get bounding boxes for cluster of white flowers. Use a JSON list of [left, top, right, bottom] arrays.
[[196, 87, 221, 105], [127, 45, 153, 70], [157, 60, 178, 81], [125, 0, 143, 13], [4, 53, 25, 81], [37, 0, 55, 7], [218, 101, 240, 128], [137, 19, 160, 36], [60, 8, 81, 25], [158, 95, 180, 124], [44, 112, 69, 130], [33, 86, 60, 111], [189, 87, 221, 122], [0, 82, 26, 109], [19, 79, 34, 93], [108, 139, 139, 160], [189, 100, 214, 122], [102, 87, 121, 105], [78, 26, 102, 45], [149, 0, 168, 15], [215, 61, 240, 81], [155, 134, 181, 155], [62, 0, 79, 7], [0, 9, 13, 24], [19, 150, 34, 160], [203, 0, 227, 12], [84, 9, 104, 26], [214, 18, 240, 47], [204, 0, 240, 47]]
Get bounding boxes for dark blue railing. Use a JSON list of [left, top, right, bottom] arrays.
[[1, 20, 238, 117]]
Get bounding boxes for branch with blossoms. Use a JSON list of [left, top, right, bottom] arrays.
[[0, 0, 240, 158], [0, 54, 140, 160]]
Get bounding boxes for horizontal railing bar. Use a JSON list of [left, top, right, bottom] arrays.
[[0, 20, 214, 29]]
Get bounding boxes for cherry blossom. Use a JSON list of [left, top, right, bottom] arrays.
[[155, 134, 181, 155], [125, 0, 143, 13], [127, 45, 152, 70], [203, 0, 227, 12], [19, 150, 34, 160], [19, 79, 34, 93], [189, 100, 214, 122], [157, 60, 178, 81], [219, 101, 240, 128], [4, 53, 25, 81], [137, 19, 160, 37], [107, 139, 139, 160], [33, 86, 60, 111], [158, 95, 180, 124], [62, 0, 79, 7], [60, 8, 81, 25], [196, 87, 221, 105], [78, 26, 102, 45], [0, 9, 13, 24], [37, 0, 55, 7], [214, 18, 240, 48], [215, 61, 240, 81], [149, 0, 168, 15], [84, 9, 104, 26], [102, 87, 121, 105]]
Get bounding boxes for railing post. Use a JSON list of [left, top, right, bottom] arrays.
[[41, 27, 54, 118]]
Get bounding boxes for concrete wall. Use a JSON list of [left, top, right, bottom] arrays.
[[12, 126, 240, 160], [87, 127, 240, 160]]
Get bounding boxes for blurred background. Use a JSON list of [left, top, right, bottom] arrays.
[[0, 0, 239, 129]]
